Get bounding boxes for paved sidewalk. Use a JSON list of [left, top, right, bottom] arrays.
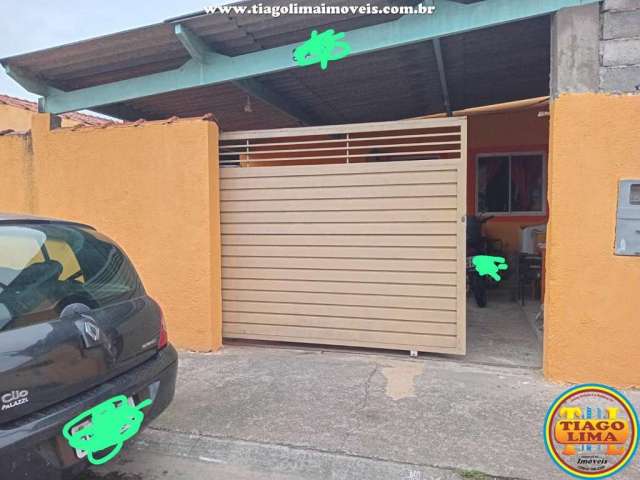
[[85, 346, 640, 480]]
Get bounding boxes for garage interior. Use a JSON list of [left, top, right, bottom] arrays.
[[1, 1, 549, 368]]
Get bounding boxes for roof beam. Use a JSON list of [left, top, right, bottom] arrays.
[[26, 0, 598, 114], [432, 38, 452, 117], [174, 24, 210, 64], [173, 23, 312, 125], [4, 65, 61, 97]]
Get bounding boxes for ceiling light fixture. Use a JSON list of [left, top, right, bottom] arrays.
[[243, 96, 253, 113]]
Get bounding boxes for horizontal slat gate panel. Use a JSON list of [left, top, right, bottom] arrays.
[[221, 210, 457, 224], [223, 312, 458, 335], [222, 235, 457, 247], [223, 268, 458, 285], [223, 324, 457, 349], [220, 197, 457, 212], [223, 290, 456, 310], [220, 142, 460, 159], [223, 300, 456, 322], [222, 257, 456, 273], [223, 246, 457, 260], [221, 223, 457, 235], [222, 150, 460, 165], [221, 170, 458, 190], [222, 279, 457, 297], [220, 157, 461, 174], [220, 119, 466, 354], [223, 333, 458, 354], [220, 184, 456, 201]]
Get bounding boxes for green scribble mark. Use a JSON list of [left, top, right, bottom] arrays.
[[472, 255, 508, 282], [293, 29, 351, 70], [62, 395, 152, 465]]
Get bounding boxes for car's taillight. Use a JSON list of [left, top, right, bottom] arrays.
[[158, 310, 168, 350]]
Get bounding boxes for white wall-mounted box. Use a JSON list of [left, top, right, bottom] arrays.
[[615, 180, 640, 256]]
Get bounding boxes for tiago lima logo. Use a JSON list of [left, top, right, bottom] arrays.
[[544, 384, 639, 478]]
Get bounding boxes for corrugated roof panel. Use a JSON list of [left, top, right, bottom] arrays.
[[3, 24, 185, 91], [50, 57, 190, 91], [1, 0, 416, 91]]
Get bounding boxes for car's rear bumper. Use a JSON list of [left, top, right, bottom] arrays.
[[0, 344, 178, 480]]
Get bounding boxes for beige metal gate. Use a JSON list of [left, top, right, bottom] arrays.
[[219, 118, 467, 354]]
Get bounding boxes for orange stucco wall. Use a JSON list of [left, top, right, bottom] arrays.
[[0, 105, 33, 132], [0, 133, 33, 213], [0, 114, 222, 351], [545, 93, 640, 387], [0, 104, 89, 131], [467, 108, 549, 253]]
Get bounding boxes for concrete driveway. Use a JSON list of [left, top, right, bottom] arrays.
[[83, 346, 639, 480]]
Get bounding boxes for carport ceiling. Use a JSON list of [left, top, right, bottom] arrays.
[[104, 16, 550, 130], [1, 0, 551, 131]]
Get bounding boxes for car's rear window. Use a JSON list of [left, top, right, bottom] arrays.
[[0, 223, 143, 332]]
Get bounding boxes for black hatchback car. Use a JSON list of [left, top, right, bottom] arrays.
[[0, 213, 178, 479]]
